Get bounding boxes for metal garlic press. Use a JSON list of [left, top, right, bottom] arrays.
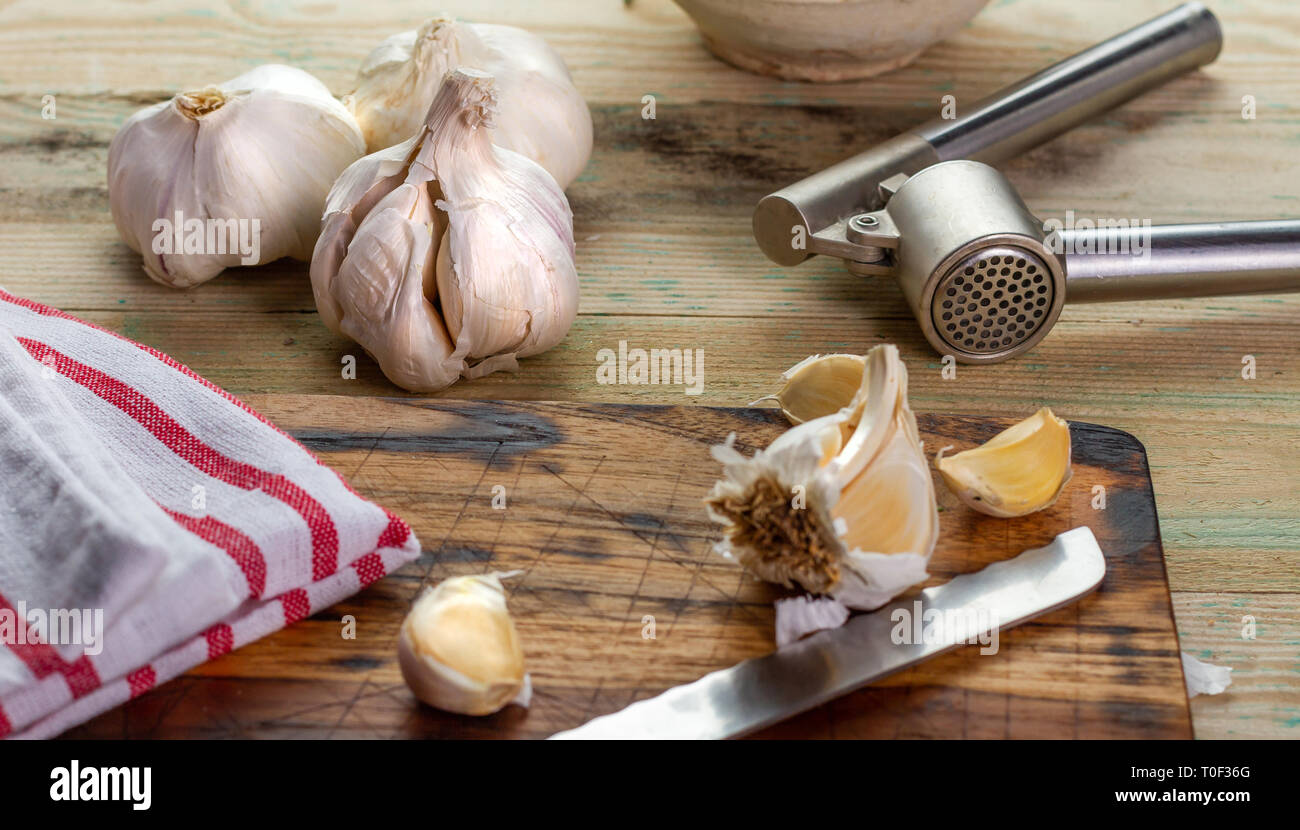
[[753, 3, 1300, 363]]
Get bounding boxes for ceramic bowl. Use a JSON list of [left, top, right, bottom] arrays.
[[672, 0, 990, 82]]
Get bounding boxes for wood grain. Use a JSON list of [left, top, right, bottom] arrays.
[[63, 400, 1190, 739], [1, 0, 1294, 737]]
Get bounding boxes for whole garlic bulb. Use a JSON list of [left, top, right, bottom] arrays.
[[706, 344, 939, 611], [311, 68, 579, 392], [398, 573, 528, 716], [347, 15, 593, 188], [108, 64, 365, 288]]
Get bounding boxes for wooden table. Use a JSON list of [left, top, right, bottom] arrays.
[[0, 0, 1295, 738]]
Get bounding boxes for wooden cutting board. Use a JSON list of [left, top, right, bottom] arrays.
[[65, 398, 1192, 739]]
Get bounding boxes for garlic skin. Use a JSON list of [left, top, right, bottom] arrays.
[[108, 64, 365, 288], [347, 16, 593, 188], [311, 68, 578, 392], [937, 407, 1073, 518], [707, 345, 939, 611], [398, 573, 527, 716]]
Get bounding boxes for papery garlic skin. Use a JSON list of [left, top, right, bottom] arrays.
[[108, 64, 365, 288], [348, 15, 593, 188], [706, 345, 938, 611], [398, 573, 527, 716], [311, 68, 578, 392]]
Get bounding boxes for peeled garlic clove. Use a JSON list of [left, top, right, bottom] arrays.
[[348, 16, 593, 188], [398, 573, 527, 716], [770, 353, 865, 425], [311, 68, 578, 393], [706, 344, 938, 611], [108, 64, 365, 288], [936, 407, 1072, 518]]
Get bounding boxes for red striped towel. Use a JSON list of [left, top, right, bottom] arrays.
[[0, 289, 421, 738]]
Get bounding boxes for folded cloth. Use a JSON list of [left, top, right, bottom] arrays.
[[0, 289, 421, 738]]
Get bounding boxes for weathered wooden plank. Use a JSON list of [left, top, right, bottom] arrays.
[[1, 292, 1293, 594], [63, 401, 1191, 739], [0, 0, 1296, 107], [1174, 592, 1300, 739]]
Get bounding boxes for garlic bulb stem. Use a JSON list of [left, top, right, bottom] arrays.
[[175, 87, 227, 117]]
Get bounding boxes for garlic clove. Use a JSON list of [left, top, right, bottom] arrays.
[[348, 16, 593, 188], [329, 183, 462, 391], [827, 344, 902, 486], [108, 64, 365, 288], [310, 137, 421, 335], [397, 573, 527, 717], [706, 344, 938, 611], [834, 421, 938, 557], [936, 407, 1073, 518], [825, 345, 937, 609], [828, 417, 938, 611], [771, 353, 866, 425], [416, 69, 579, 360]]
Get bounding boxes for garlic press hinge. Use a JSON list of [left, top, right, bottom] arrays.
[[812, 173, 909, 276]]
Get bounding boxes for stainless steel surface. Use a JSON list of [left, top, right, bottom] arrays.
[[883, 160, 1065, 364], [749, 1, 1299, 364], [1061, 220, 1300, 302], [550, 527, 1107, 740], [806, 158, 1300, 363], [932, 246, 1056, 356], [752, 3, 1221, 268], [875, 162, 1300, 362], [918, 2, 1221, 164], [753, 133, 936, 266]]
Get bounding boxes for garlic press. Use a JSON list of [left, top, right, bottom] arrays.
[[753, 3, 1300, 363]]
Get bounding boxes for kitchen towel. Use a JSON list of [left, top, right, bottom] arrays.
[[0, 288, 421, 738]]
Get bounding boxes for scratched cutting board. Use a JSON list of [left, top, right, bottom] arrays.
[[64, 399, 1192, 739]]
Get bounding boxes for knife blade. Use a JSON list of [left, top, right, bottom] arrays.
[[549, 526, 1106, 739]]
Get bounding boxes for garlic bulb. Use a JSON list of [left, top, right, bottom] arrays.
[[108, 64, 365, 288], [398, 573, 529, 716], [346, 15, 593, 188], [311, 68, 578, 392], [706, 345, 938, 611], [937, 407, 1073, 517]]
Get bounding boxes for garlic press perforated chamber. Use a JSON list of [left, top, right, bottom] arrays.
[[753, 3, 1300, 363]]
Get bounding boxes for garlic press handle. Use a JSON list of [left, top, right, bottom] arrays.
[[915, 2, 1221, 167], [1060, 220, 1300, 303], [754, 2, 1222, 267]]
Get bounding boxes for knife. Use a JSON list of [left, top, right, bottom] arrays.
[[550, 526, 1106, 739]]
